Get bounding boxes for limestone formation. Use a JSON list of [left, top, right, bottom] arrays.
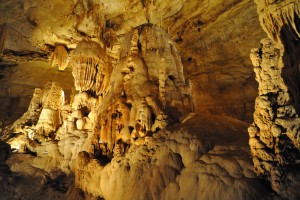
[[74, 115, 270, 200], [70, 40, 109, 95], [250, 0, 300, 198], [50, 45, 69, 71], [35, 108, 60, 138], [41, 82, 65, 111], [4, 24, 193, 177], [1, 0, 299, 199], [255, 0, 300, 45], [35, 82, 64, 139], [0, 0, 267, 124], [74, 0, 105, 39]]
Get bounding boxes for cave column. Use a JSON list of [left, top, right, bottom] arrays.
[[249, 0, 300, 196]]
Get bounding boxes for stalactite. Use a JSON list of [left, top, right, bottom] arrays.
[[142, 0, 154, 23], [133, 99, 152, 137], [50, 45, 69, 71], [121, 29, 139, 82], [70, 41, 107, 93], [95, 55, 110, 96], [256, 0, 300, 44]]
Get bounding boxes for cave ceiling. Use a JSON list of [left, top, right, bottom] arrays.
[[0, 0, 269, 123], [0, 0, 266, 85]]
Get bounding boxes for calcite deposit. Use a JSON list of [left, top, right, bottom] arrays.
[[0, 0, 299, 199], [249, 0, 300, 198], [1, 21, 273, 199], [50, 45, 69, 71], [70, 40, 109, 94], [5, 25, 193, 172]]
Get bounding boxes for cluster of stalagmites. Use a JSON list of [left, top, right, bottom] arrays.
[[250, 0, 300, 198], [7, 25, 192, 177]]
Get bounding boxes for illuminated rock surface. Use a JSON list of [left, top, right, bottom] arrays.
[[249, 0, 300, 199], [0, 0, 298, 199]]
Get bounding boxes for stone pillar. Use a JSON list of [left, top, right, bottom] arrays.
[[249, 0, 300, 198]]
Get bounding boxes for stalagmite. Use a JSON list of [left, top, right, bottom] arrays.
[[250, 0, 300, 198], [41, 82, 65, 111], [35, 108, 60, 137], [35, 82, 65, 139]]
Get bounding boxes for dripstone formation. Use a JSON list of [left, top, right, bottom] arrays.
[[249, 0, 300, 198], [1, 0, 300, 199], [2, 22, 272, 199], [7, 24, 193, 174]]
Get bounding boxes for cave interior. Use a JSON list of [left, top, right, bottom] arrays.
[[0, 0, 300, 199]]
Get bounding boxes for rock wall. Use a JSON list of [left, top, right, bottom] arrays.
[[0, 61, 73, 126], [249, 0, 300, 198], [176, 0, 267, 122]]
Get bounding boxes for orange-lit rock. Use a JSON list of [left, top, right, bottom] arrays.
[[249, 0, 300, 198], [0, 0, 299, 199]]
